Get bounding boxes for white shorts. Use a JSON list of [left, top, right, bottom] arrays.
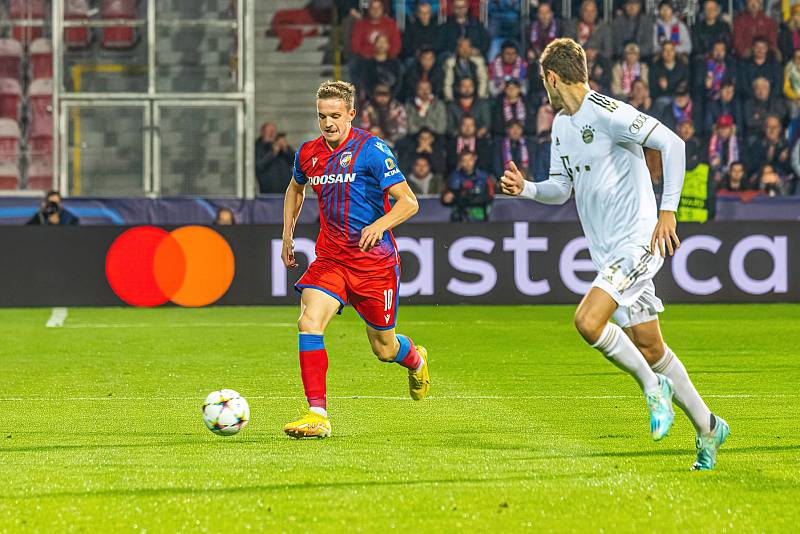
[[592, 246, 665, 329]]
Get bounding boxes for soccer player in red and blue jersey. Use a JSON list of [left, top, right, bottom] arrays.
[[281, 80, 430, 438]]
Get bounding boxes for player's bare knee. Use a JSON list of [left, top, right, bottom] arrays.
[[574, 309, 603, 344], [297, 313, 324, 334]]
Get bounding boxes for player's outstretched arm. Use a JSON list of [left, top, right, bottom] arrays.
[[500, 161, 572, 205], [282, 180, 306, 268], [359, 181, 419, 252]]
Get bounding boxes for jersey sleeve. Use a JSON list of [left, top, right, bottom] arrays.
[[365, 139, 406, 190], [292, 143, 307, 185], [605, 101, 661, 146]]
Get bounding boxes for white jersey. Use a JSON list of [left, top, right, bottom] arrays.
[[545, 91, 682, 269]]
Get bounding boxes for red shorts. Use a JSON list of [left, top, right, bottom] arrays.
[[295, 258, 400, 330]]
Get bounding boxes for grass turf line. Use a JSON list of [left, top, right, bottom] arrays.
[[0, 304, 798, 532]]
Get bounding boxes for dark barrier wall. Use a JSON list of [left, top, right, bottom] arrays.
[[1, 222, 798, 307]]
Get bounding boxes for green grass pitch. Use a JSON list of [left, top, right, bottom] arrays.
[[1, 304, 799, 532]]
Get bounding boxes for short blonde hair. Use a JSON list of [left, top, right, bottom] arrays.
[[317, 80, 356, 110], [541, 38, 588, 84]]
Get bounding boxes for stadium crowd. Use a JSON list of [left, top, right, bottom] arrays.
[[259, 0, 800, 221]]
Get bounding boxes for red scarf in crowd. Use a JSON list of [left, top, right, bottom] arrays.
[[503, 137, 529, 170]]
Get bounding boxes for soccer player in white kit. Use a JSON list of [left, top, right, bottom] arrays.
[[501, 38, 729, 470]]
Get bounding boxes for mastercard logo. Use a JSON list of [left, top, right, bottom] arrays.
[[106, 226, 235, 307]]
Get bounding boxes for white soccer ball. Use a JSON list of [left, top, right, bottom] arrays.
[[202, 389, 250, 436]]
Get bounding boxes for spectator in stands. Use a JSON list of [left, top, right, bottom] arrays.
[[256, 131, 293, 194], [437, 0, 490, 57], [407, 154, 445, 195], [442, 150, 495, 222], [489, 40, 528, 97], [629, 79, 654, 113], [653, 1, 692, 57], [611, 42, 649, 100], [738, 38, 782, 99], [747, 115, 791, 176], [756, 164, 786, 196], [494, 119, 532, 179], [650, 41, 689, 104], [360, 83, 407, 144], [659, 81, 693, 131], [406, 79, 447, 135], [563, 0, 612, 59], [530, 118, 552, 182], [612, 0, 654, 60], [361, 33, 404, 98], [695, 41, 734, 105], [26, 191, 79, 226], [779, 6, 800, 64], [691, 0, 730, 61], [350, 0, 401, 83], [402, 1, 439, 59], [399, 127, 447, 177], [214, 208, 235, 226], [677, 119, 705, 168], [705, 79, 743, 134], [708, 114, 740, 184], [784, 48, 800, 118], [443, 37, 489, 101], [446, 77, 491, 137], [491, 78, 533, 135], [403, 47, 443, 100], [585, 43, 612, 94], [733, 0, 779, 59], [447, 114, 492, 170], [744, 78, 787, 140], [789, 136, 800, 191], [528, 3, 560, 60], [717, 161, 749, 193], [487, 0, 522, 60]]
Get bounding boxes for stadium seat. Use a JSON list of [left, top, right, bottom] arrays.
[[0, 118, 21, 164], [101, 0, 138, 49], [0, 78, 22, 122], [0, 162, 19, 189], [29, 39, 53, 81], [10, 0, 46, 45], [65, 0, 92, 49], [27, 79, 53, 143], [27, 155, 52, 190], [0, 39, 23, 80]]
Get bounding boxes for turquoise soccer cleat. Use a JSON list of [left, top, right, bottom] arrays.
[[692, 416, 730, 471], [646, 375, 674, 441]]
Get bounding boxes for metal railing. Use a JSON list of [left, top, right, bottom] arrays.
[[47, 0, 256, 198]]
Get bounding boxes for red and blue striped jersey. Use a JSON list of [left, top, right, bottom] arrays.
[[292, 127, 406, 272]]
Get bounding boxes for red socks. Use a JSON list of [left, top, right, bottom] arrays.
[[394, 334, 422, 370], [298, 334, 328, 409]]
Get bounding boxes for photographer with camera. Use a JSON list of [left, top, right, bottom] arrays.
[[26, 191, 79, 226], [441, 150, 495, 222]]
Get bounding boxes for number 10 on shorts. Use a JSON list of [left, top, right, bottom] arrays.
[[383, 289, 393, 312]]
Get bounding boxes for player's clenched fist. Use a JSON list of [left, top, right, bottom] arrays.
[[281, 236, 297, 268], [500, 161, 525, 196]]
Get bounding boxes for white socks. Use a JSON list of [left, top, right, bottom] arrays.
[[309, 406, 328, 418], [651, 346, 712, 434], [592, 323, 660, 393]]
